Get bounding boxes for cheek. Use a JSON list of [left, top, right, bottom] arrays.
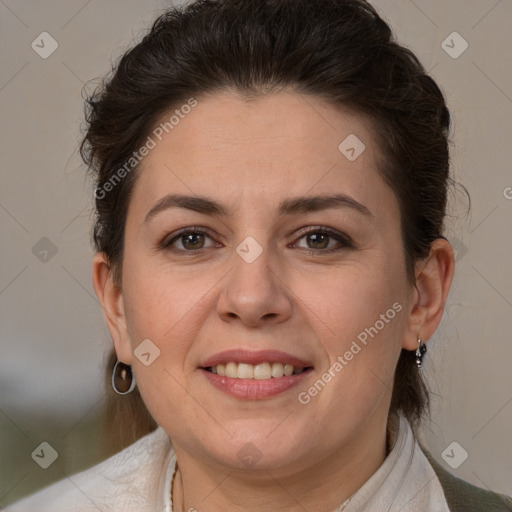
[[288, 265, 407, 449], [120, 251, 218, 398], [306, 257, 406, 343], [303, 256, 407, 394], [121, 261, 200, 422], [121, 247, 199, 339]]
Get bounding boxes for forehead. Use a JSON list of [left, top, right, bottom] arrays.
[[149, 89, 375, 163], [128, 89, 397, 224]]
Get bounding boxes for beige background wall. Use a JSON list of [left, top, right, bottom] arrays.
[[1, 0, 511, 506]]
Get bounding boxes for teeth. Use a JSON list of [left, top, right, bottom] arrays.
[[284, 364, 294, 376], [237, 363, 254, 379], [271, 362, 284, 378], [225, 362, 237, 378], [254, 363, 271, 380], [208, 361, 307, 379]]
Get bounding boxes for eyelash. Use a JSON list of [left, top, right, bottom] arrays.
[[160, 226, 353, 256]]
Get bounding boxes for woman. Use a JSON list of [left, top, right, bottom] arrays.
[[6, 0, 511, 510]]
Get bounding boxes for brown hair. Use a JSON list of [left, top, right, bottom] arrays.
[[81, 0, 462, 452]]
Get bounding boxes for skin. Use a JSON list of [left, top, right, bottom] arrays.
[[92, 88, 455, 512]]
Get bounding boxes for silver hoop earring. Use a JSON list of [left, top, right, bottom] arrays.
[[415, 336, 427, 369], [112, 360, 136, 395]]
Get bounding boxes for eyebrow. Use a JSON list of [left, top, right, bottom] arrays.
[[144, 193, 373, 223]]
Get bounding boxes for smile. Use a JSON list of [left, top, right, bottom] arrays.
[[199, 349, 314, 399]]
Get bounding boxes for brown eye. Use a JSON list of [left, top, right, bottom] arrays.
[[162, 228, 217, 253], [304, 232, 331, 250], [293, 227, 353, 254], [181, 232, 206, 250]]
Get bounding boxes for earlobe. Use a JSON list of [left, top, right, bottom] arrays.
[[402, 238, 455, 351], [91, 253, 133, 364]]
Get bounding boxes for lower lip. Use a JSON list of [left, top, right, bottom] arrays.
[[200, 368, 313, 399]]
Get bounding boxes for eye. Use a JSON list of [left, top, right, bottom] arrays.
[[292, 226, 353, 254], [161, 227, 218, 253], [160, 225, 353, 255]]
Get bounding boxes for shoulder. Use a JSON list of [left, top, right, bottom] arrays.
[[420, 445, 512, 512], [3, 427, 172, 512]]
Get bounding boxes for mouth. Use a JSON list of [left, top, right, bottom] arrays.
[[199, 349, 314, 399]]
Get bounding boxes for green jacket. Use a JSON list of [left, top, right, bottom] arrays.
[[421, 447, 512, 511]]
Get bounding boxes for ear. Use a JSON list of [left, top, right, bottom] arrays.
[[92, 252, 132, 364], [402, 238, 455, 350]]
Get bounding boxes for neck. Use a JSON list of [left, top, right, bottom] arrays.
[[172, 412, 391, 512]]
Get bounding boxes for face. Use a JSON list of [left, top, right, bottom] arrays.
[[105, 89, 417, 474]]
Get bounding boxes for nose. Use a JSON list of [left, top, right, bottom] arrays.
[[216, 239, 293, 328]]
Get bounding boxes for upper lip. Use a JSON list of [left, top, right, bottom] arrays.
[[200, 349, 314, 368]]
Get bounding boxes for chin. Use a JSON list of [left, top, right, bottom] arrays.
[[197, 426, 312, 472]]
